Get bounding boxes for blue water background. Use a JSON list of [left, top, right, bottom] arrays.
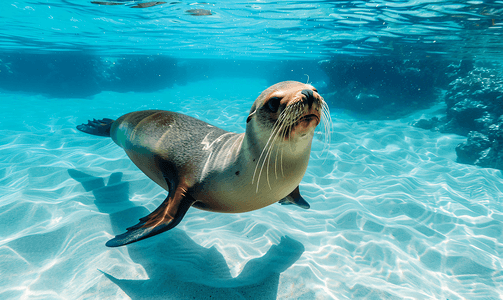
[[2, 0, 503, 59], [1, 1, 503, 299]]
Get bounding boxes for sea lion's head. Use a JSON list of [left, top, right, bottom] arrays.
[[245, 81, 330, 192], [246, 81, 328, 151]]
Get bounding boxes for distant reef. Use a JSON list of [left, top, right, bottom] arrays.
[[318, 58, 452, 119], [0, 53, 186, 97], [319, 57, 503, 171], [0, 53, 102, 98], [413, 61, 503, 171], [0, 52, 328, 98]]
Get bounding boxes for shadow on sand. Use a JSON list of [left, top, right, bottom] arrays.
[[68, 169, 305, 299]]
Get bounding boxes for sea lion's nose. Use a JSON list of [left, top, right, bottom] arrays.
[[301, 89, 314, 107]]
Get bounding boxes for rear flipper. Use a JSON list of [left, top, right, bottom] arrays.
[[77, 118, 114, 137], [106, 184, 196, 247], [279, 186, 310, 209]]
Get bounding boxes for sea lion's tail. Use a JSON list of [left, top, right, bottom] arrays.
[[76, 118, 114, 137]]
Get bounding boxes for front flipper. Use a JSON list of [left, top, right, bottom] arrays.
[[279, 186, 310, 209], [106, 186, 195, 247]]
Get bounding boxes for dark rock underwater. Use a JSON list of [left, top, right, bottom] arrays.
[[411, 62, 503, 171]]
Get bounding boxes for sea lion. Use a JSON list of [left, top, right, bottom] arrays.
[[77, 81, 330, 247]]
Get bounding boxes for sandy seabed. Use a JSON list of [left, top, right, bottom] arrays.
[[1, 78, 502, 299]]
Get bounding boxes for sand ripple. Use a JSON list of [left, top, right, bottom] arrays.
[[1, 80, 502, 299]]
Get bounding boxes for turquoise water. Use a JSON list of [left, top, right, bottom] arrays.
[[2, 1, 503, 300], [1, 0, 502, 59]]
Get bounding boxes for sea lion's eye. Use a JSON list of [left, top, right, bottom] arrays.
[[267, 97, 281, 113]]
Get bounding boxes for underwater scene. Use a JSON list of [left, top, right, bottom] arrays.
[[1, 1, 503, 299]]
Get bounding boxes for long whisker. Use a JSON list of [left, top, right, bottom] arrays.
[[280, 148, 285, 177], [253, 109, 289, 192], [268, 104, 296, 184], [288, 105, 301, 151], [274, 123, 282, 180], [253, 122, 281, 185], [264, 116, 285, 189], [320, 100, 332, 163], [263, 105, 294, 188], [275, 115, 290, 179], [279, 117, 290, 178], [266, 135, 277, 188], [252, 119, 280, 185], [323, 101, 332, 147], [253, 112, 286, 170]]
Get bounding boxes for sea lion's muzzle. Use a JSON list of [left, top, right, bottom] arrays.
[[299, 114, 320, 124], [301, 89, 315, 108], [298, 89, 322, 126]]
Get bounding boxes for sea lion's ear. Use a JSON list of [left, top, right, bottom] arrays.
[[246, 110, 256, 123]]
